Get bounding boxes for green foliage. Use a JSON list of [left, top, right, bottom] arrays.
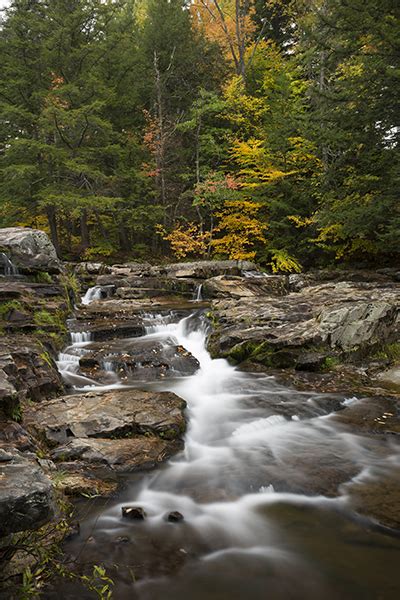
[[269, 249, 302, 274], [322, 356, 340, 371], [373, 343, 400, 362], [34, 272, 53, 284], [0, 0, 398, 267], [33, 310, 67, 333], [0, 300, 23, 320]]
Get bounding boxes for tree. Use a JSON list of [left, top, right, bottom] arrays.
[[191, 0, 257, 79], [298, 0, 400, 261]]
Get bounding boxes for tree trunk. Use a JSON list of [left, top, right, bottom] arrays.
[[80, 209, 90, 249], [46, 206, 60, 257], [154, 51, 167, 222]]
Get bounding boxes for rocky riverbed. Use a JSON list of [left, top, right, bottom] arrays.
[[1, 227, 400, 598]]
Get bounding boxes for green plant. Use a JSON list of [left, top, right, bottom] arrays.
[[33, 309, 67, 332], [80, 565, 114, 599], [0, 300, 23, 320], [269, 249, 302, 274], [373, 343, 400, 362], [34, 271, 53, 284], [40, 351, 53, 368], [322, 356, 340, 370], [1, 514, 115, 599]]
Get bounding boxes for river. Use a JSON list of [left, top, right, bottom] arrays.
[[53, 301, 400, 599]]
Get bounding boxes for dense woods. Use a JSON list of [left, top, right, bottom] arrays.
[[0, 0, 399, 269]]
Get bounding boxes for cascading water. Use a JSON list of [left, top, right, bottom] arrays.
[[56, 330, 99, 388], [56, 309, 400, 600], [192, 283, 203, 302], [81, 285, 110, 305], [0, 252, 19, 277]]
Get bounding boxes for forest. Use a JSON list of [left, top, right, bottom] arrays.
[[0, 0, 399, 271]]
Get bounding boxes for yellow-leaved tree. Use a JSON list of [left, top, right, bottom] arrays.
[[212, 198, 266, 260]]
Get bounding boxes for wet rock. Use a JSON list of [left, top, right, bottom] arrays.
[[203, 275, 287, 299], [0, 450, 54, 535], [319, 301, 397, 350], [295, 352, 328, 372], [151, 260, 258, 279], [24, 389, 186, 444], [122, 506, 147, 520], [0, 421, 37, 452], [69, 319, 145, 342], [343, 467, 400, 531], [165, 511, 184, 523], [77, 338, 200, 383], [73, 262, 111, 276], [0, 336, 63, 408], [0, 227, 62, 273], [51, 436, 183, 473], [331, 396, 400, 435], [53, 472, 117, 497], [209, 281, 400, 368], [374, 366, 400, 393], [288, 273, 315, 292], [0, 448, 13, 462]]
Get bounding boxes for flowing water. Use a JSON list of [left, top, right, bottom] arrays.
[[0, 252, 19, 277], [54, 296, 400, 599]]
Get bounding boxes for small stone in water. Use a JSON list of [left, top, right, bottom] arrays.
[[165, 511, 184, 523], [122, 506, 147, 520], [116, 536, 130, 544]]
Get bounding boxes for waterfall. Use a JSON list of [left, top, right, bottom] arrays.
[[192, 283, 203, 302], [81, 285, 104, 305], [242, 270, 268, 279], [0, 252, 19, 277], [70, 331, 92, 344]]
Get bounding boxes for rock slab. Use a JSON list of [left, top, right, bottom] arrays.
[[0, 451, 53, 536], [0, 227, 61, 273]]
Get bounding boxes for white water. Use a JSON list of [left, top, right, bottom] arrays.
[[56, 330, 99, 387], [0, 252, 19, 276], [56, 310, 400, 598], [192, 283, 203, 302], [81, 285, 104, 305], [75, 314, 397, 542]]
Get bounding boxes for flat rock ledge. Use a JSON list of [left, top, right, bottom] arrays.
[[208, 281, 400, 369], [23, 389, 187, 484]]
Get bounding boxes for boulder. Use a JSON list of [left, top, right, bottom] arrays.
[[76, 338, 200, 383], [24, 389, 186, 444], [203, 274, 287, 299], [151, 260, 258, 279], [209, 281, 400, 369], [0, 227, 62, 274], [24, 389, 186, 480], [51, 436, 182, 474], [0, 450, 54, 536], [122, 506, 147, 520], [0, 336, 63, 410]]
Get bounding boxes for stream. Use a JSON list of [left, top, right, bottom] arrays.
[[53, 299, 400, 599]]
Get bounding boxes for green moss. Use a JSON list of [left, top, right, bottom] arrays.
[[322, 356, 340, 370], [34, 309, 67, 332], [59, 272, 80, 307], [228, 340, 272, 364], [34, 271, 53, 284], [0, 300, 23, 319]]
